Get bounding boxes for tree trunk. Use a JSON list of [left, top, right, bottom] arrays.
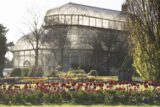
[[106, 46, 111, 75], [35, 49, 39, 67], [35, 38, 39, 67], [60, 49, 64, 70], [60, 48, 64, 70]]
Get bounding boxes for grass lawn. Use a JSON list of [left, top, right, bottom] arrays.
[[0, 104, 158, 107]]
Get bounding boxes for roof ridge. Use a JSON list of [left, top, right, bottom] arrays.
[[65, 2, 121, 13]]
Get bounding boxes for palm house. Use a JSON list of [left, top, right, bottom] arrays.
[[12, 3, 128, 74]]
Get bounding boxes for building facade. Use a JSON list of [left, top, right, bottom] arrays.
[[12, 3, 127, 75]]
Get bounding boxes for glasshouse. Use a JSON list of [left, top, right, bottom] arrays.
[[12, 3, 128, 74]]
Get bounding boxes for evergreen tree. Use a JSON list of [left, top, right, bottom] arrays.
[[0, 24, 8, 77]]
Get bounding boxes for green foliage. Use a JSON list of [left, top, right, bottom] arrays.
[[129, 21, 160, 80], [88, 70, 98, 76], [21, 68, 31, 77], [79, 65, 92, 73], [127, 0, 160, 80], [10, 68, 22, 77], [9, 68, 31, 77], [29, 66, 44, 77], [10, 68, 31, 77], [0, 90, 160, 105], [0, 24, 7, 77], [47, 70, 58, 77], [67, 69, 86, 77]]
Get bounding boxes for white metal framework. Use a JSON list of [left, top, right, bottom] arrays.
[[12, 3, 127, 74]]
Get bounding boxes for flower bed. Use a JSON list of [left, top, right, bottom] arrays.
[[0, 81, 160, 105], [2, 77, 48, 84]]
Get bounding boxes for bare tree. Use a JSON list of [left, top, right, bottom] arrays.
[[23, 11, 45, 68], [81, 29, 128, 75], [44, 26, 70, 70], [98, 30, 128, 72]]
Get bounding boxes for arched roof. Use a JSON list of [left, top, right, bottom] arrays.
[[13, 34, 48, 51], [14, 35, 35, 51], [13, 28, 51, 51], [45, 2, 126, 21]]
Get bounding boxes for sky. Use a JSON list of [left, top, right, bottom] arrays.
[[0, 0, 125, 43]]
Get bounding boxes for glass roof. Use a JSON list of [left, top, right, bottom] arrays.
[[13, 35, 47, 51], [46, 3, 126, 21]]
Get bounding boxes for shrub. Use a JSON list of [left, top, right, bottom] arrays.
[[73, 91, 89, 104], [10, 68, 22, 77], [29, 66, 44, 77], [88, 70, 98, 76], [79, 65, 92, 73], [47, 70, 59, 77], [21, 68, 31, 77], [24, 91, 44, 104], [71, 63, 79, 69], [67, 69, 86, 77], [56, 71, 67, 77]]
